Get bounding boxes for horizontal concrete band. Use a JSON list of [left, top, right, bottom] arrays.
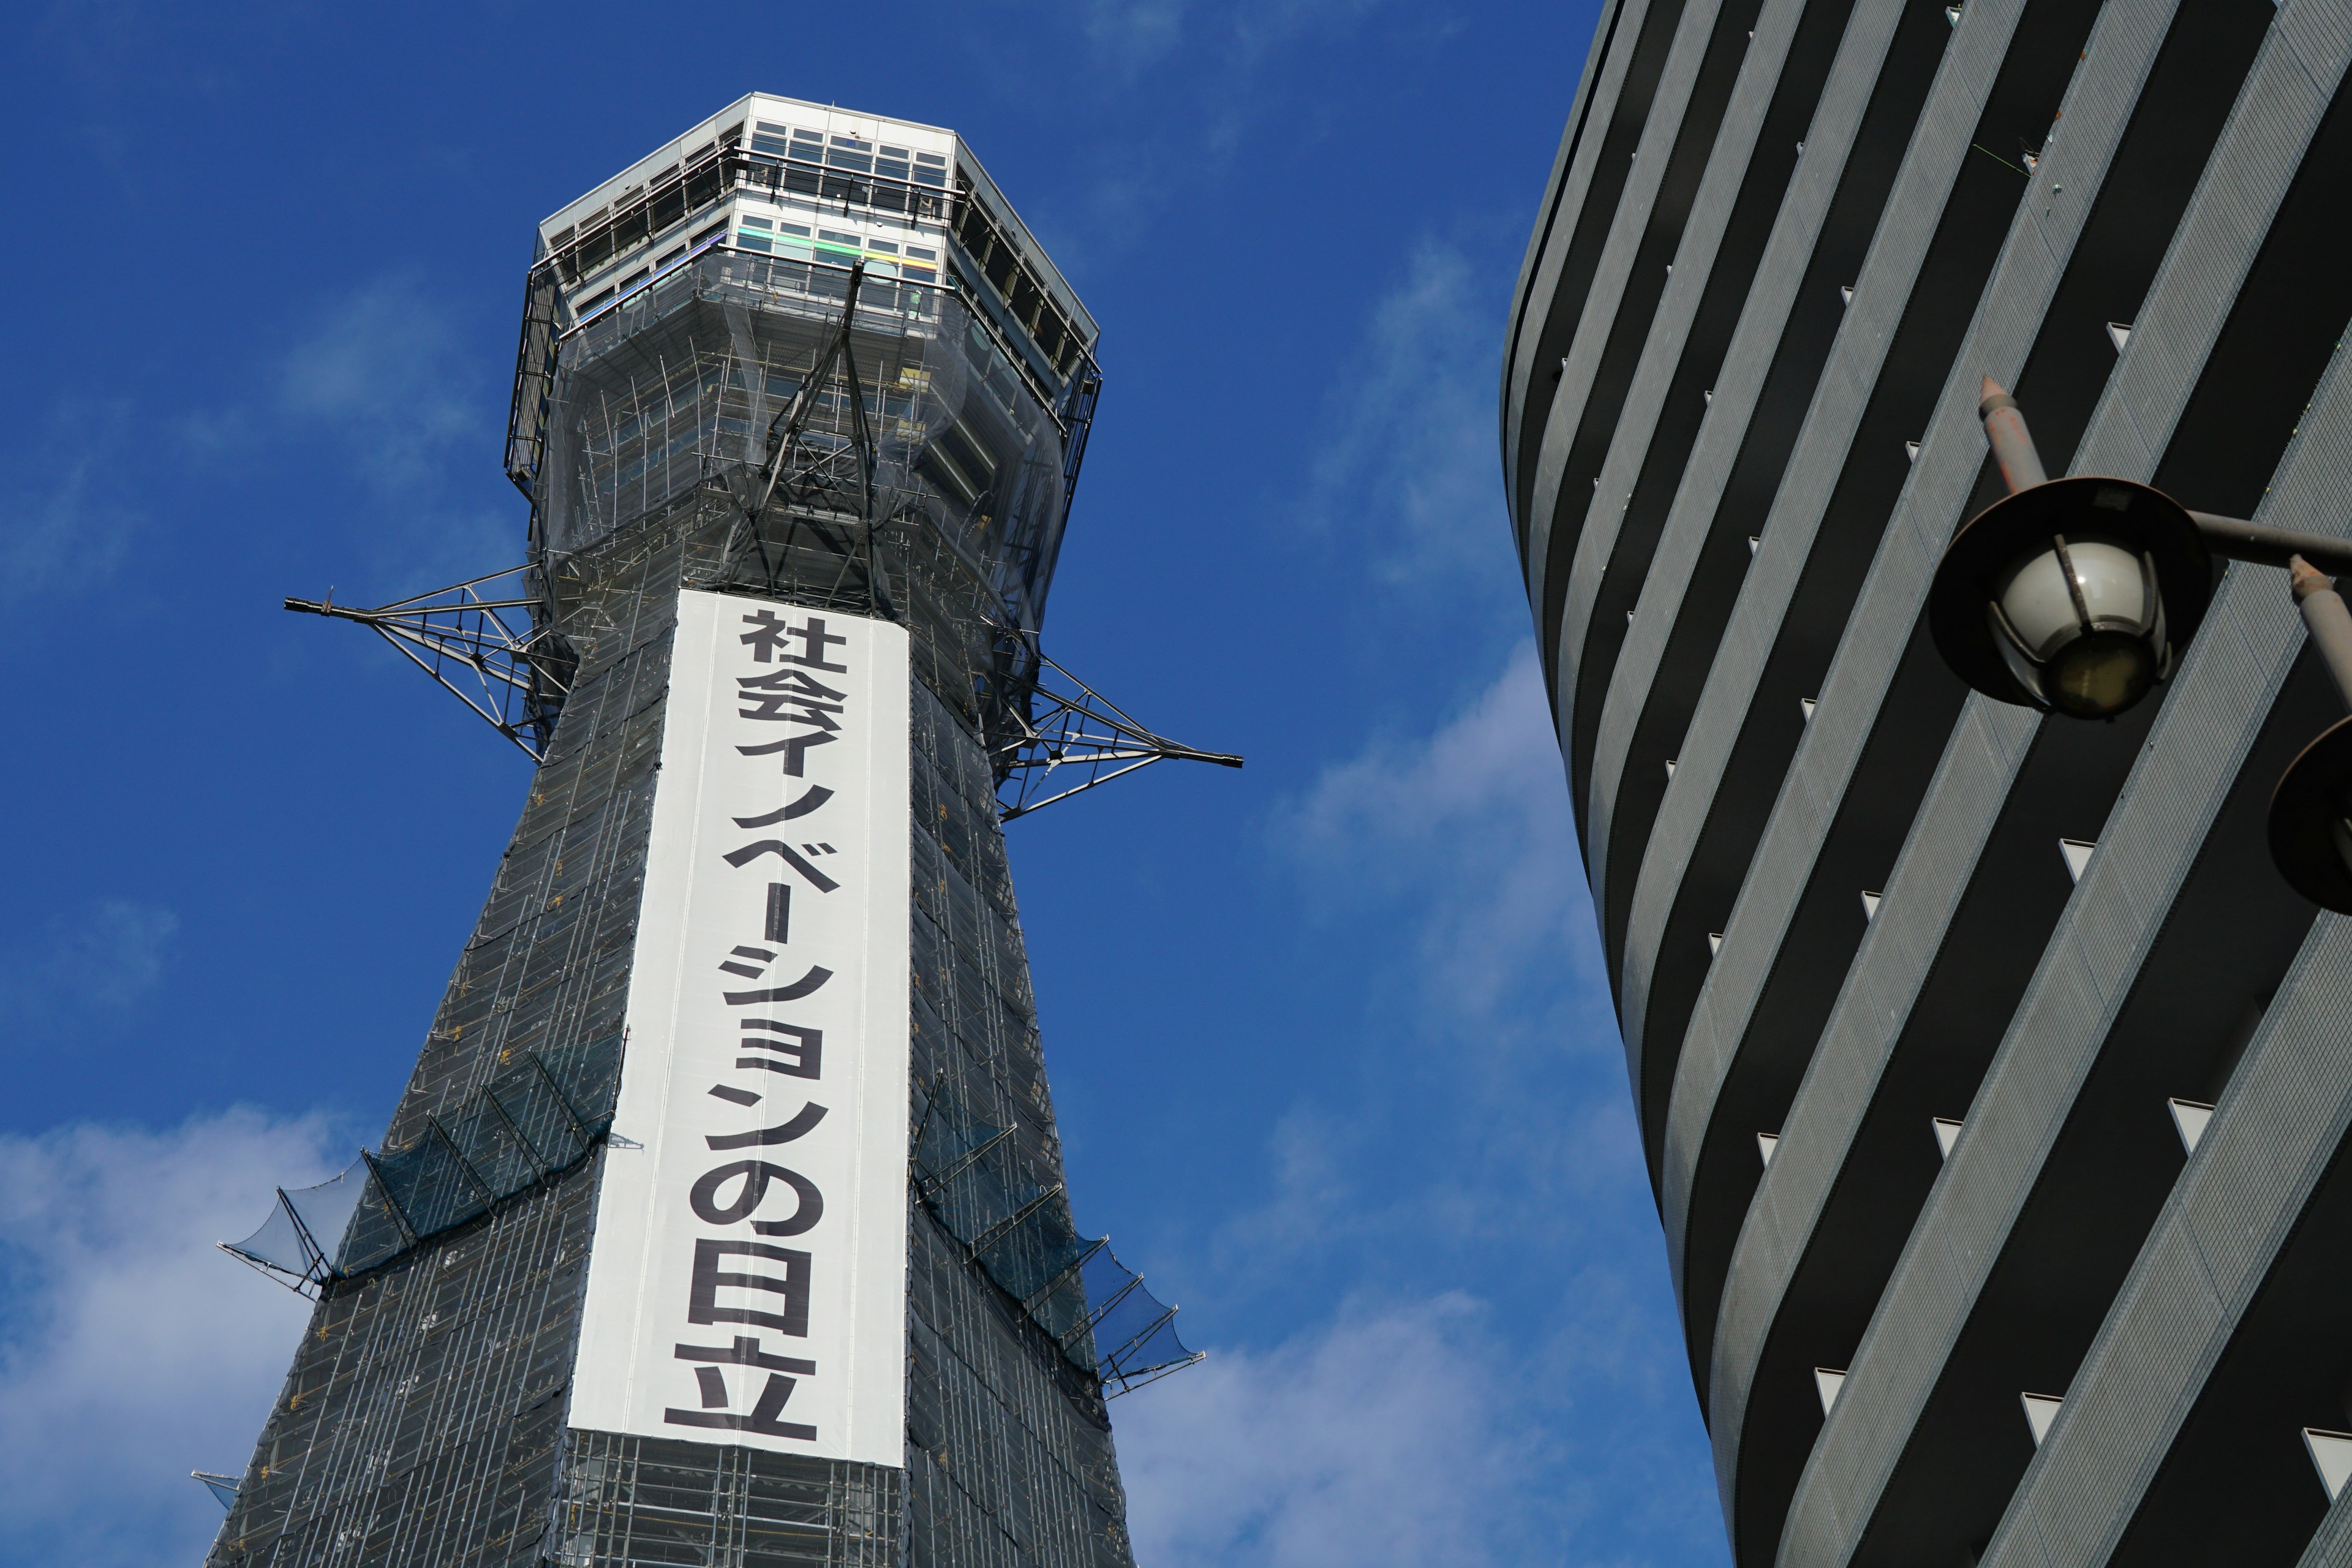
[[1502, 0, 1626, 490], [1502, 0, 2352, 1559], [1705, 694, 2035, 1519], [2298, 1487, 2352, 1568], [1508, 0, 1667, 555], [1692, 0, 2217, 1506], [1778, 45, 2352, 1545], [1521, 0, 1735, 633], [1547, 0, 1828, 756], [1977, 911, 2352, 1568], [1578, 0, 1925, 916], [1601, 12, 1965, 1180], [1779, 523, 2302, 1566], [1613, 0, 2034, 1090], [1662, 0, 2180, 1297]]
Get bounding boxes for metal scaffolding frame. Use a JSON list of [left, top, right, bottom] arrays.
[[298, 255, 1237, 820], [227, 214, 1209, 1568], [994, 637, 1242, 820], [285, 566, 575, 761]]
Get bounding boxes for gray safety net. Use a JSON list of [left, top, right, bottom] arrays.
[[221, 1033, 621, 1294], [912, 1081, 1200, 1395], [221, 1158, 366, 1292], [537, 251, 1072, 641]]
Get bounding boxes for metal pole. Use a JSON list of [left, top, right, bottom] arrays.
[[1980, 377, 2048, 495], [2192, 513, 2352, 578], [2291, 556, 2352, 714]]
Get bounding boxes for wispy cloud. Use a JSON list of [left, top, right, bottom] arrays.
[[1229, 0, 1390, 63], [1159, 638, 1724, 1566], [1117, 1294, 1539, 1568], [1281, 639, 1585, 1011], [268, 275, 514, 586], [0, 900, 179, 1026], [1055, 0, 1406, 93], [1229, 641, 1621, 1275], [1027, 0, 1412, 260], [178, 274, 486, 490], [1298, 239, 1508, 605], [168, 272, 514, 593], [1207, 1059, 1640, 1294], [279, 275, 483, 491], [0, 1109, 341, 1566], [0, 406, 143, 606], [1075, 0, 1188, 75]]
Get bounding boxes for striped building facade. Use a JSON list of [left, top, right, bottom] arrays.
[[1504, 0, 2352, 1562]]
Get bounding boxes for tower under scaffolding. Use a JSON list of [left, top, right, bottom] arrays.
[[208, 93, 1229, 1568]]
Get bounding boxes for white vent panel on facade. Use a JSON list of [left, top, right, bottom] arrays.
[[1815, 1368, 1846, 1415], [1931, 1118, 1962, 1159], [2060, 839, 2096, 883], [1757, 1132, 1779, 1167], [2169, 1098, 2215, 1156], [2021, 1393, 2064, 1447], [2307, 1429, 2352, 1501]]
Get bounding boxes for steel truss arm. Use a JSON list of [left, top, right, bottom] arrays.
[[717, 261, 898, 620], [285, 565, 573, 761], [993, 636, 1243, 821], [1104, 1351, 1208, 1398], [692, 258, 1237, 818]]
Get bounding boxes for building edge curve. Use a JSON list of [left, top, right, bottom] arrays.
[[1501, 0, 2352, 1564]]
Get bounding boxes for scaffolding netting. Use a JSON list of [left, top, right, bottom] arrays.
[[211, 219, 1168, 1568], [222, 1035, 620, 1292], [913, 1082, 1201, 1396], [537, 250, 1075, 646]]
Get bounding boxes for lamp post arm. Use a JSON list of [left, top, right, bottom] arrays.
[[2289, 556, 2352, 714], [1980, 379, 2049, 494], [2188, 513, 2352, 578]]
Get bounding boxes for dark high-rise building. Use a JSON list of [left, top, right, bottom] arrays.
[[1505, 1, 2352, 1564], [208, 93, 1215, 1568]]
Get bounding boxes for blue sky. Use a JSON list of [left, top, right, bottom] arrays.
[[0, 4, 1728, 1565]]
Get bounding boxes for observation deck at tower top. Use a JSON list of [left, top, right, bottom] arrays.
[[529, 91, 1097, 409]]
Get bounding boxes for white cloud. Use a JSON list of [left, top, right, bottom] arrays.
[[1250, 642, 1646, 1281], [1202, 1033, 1645, 1308], [0, 1109, 342, 1566], [0, 900, 179, 1025], [1116, 1294, 1536, 1568], [1181, 639, 1736, 1567], [1077, 0, 1187, 74], [270, 276, 516, 587], [280, 275, 481, 491], [0, 410, 141, 605], [1229, 0, 1389, 62], [1282, 640, 1593, 1015], [1300, 239, 1509, 602]]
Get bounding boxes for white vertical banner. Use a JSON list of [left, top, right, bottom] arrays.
[[570, 588, 910, 1466]]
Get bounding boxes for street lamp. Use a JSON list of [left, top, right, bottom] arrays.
[[1926, 379, 2352, 913]]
